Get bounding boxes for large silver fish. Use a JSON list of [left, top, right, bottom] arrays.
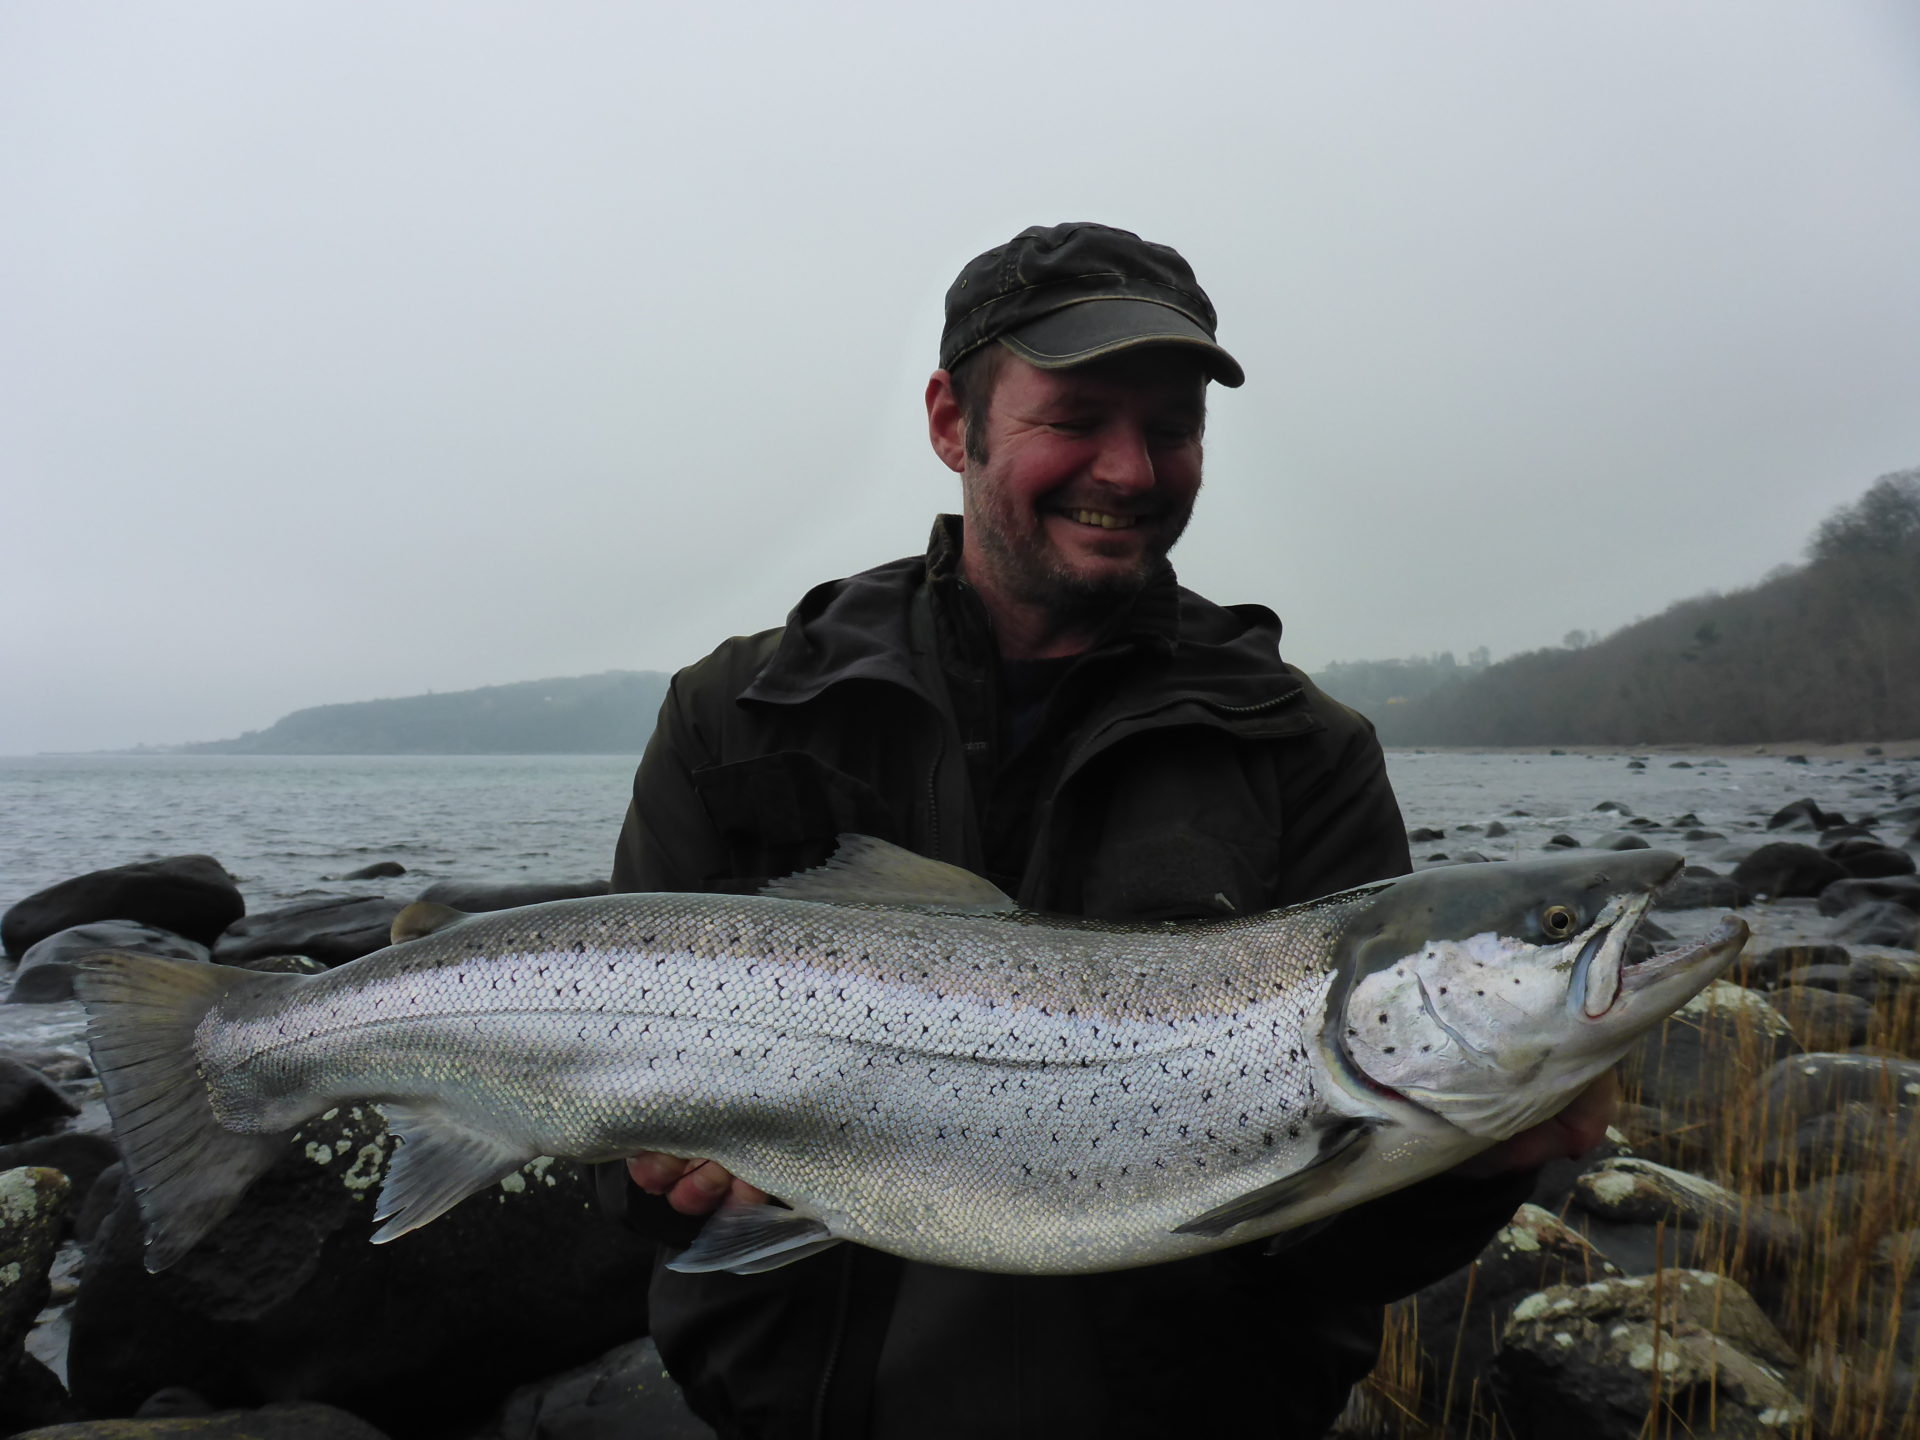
[[75, 838, 1745, 1276]]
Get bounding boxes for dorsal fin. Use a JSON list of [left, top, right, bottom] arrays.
[[391, 901, 472, 945], [762, 834, 1018, 914]]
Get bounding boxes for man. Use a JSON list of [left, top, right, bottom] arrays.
[[607, 223, 1612, 1438]]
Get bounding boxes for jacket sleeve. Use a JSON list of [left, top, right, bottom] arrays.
[[610, 672, 727, 897]]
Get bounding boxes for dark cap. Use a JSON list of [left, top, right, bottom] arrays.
[[939, 222, 1244, 387]]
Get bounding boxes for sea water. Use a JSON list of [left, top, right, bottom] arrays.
[[1, 748, 1905, 911]]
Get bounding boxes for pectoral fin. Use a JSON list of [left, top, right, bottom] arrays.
[[1172, 1118, 1375, 1239], [665, 1199, 841, 1274]]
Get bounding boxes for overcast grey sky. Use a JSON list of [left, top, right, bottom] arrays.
[[5, 2, 1918, 754]]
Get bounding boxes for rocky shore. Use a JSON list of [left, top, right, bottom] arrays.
[[0, 752, 1915, 1439]]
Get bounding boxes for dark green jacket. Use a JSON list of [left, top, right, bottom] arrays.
[[610, 519, 1529, 1439]]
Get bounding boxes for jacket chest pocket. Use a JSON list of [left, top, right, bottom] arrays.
[[692, 751, 900, 886], [1053, 731, 1284, 921]]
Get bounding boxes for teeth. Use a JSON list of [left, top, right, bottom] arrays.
[[1070, 509, 1137, 529]]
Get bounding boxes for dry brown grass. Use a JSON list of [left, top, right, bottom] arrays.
[[1343, 934, 1920, 1440]]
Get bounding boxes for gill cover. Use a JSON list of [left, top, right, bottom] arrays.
[[1321, 853, 1682, 1139]]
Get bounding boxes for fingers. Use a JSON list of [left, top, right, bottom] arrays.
[[625, 1154, 768, 1216]]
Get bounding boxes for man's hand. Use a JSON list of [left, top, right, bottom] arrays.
[[627, 1153, 769, 1215], [1449, 1070, 1619, 1179]]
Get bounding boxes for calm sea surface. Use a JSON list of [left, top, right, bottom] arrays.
[[2, 749, 1906, 912]]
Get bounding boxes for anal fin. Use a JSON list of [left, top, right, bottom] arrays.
[[665, 1199, 840, 1275], [370, 1101, 534, 1242], [1172, 1118, 1375, 1239]]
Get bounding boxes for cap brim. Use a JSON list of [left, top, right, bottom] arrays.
[[999, 298, 1245, 387]]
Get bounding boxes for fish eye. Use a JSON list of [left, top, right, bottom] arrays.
[[1538, 904, 1579, 940]]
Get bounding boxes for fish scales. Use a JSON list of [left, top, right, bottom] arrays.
[[194, 889, 1369, 1272], [74, 840, 1748, 1275]]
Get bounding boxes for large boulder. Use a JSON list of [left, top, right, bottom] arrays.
[[1401, 1203, 1621, 1430], [413, 879, 610, 912], [9, 1403, 394, 1438], [212, 897, 408, 968], [68, 1104, 655, 1439], [0, 1058, 79, 1143], [1767, 797, 1835, 832], [472, 1336, 715, 1440], [1818, 874, 1920, 918], [1493, 1271, 1807, 1440], [1731, 842, 1847, 900], [2, 856, 242, 960], [1768, 984, 1872, 1051], [0, 1134, 122, 1221], [1619, 982, 1798, 1122], [1833, 902, 1920, 949], [1651, 867, 1749, 912], [1827, 838, 1917, 878], [7, 920, 208, 1004], [0, 1166, 74, 1432]]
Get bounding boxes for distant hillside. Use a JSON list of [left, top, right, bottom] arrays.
[[187, 671, 670, 755], [1319, 470, 1920, 746]]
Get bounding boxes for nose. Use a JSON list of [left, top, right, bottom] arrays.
[[1086, 422, 1157, 495]]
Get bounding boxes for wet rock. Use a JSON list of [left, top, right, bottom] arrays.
[[0, 1134, 119, 1223], [1740, 943, 1849, 989], [1669, 761, 1693, 769], [472, 1336, 715, 1440], [1765, 1101, 1920, 1190], [1572, 1159, 1799, 1272], [1681, 828, 1725, 842], [1612, 1102, 1713, 1176], [0, 1352, 82, 1433], [413, 879, 610, 912], [1832, 902, 1920, 949], [0, 1167, 70, 1353], [2, 855, 243, 960], [1824, 834, 1917, 870], [1402, 1204, 1621, 1429], [1494, 1271, 1806, 1440], [68, 1105, 655, 1439], [1407, 827, 1445, 844], [9, 1402, 395, 1437], [1754, 1052, 1920, 1126], [1620, 982, 1797, 1121], [0, 1058, 79, 1142], [1819, 873, 1920, 916], [1774, 963, 1857, 995], [1484, 821, 1510, 839], [1593, 801, 1635, 816], [1651, 867, 1748, 912], [340, 862, 406, 881], [1731, 842, 1847, 900], [1544, 833, 1581, 849], [8, 920, 208, 1004], [211, 896, 408, 968], [1594, 832, 1651, 852], [1767, 797, 1834, 832], [1769, 984, 1872, 1051]]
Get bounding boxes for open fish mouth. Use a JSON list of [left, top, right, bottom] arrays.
[[1620, 914, 1749, 996]]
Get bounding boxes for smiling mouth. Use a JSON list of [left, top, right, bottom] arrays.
[[1058, 508, 1144, 530]]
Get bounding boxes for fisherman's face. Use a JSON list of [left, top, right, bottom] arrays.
[[959, 351, 1206, 619]]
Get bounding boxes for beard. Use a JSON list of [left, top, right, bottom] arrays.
[[962, 471, 1192, 628]]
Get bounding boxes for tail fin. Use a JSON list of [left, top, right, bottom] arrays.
[[73, 953, 296, 1272]]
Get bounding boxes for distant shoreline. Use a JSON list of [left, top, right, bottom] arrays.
[[1389, 739, 1920, 762]]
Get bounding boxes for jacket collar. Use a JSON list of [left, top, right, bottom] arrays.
[[740, 515, 1302, 717]]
